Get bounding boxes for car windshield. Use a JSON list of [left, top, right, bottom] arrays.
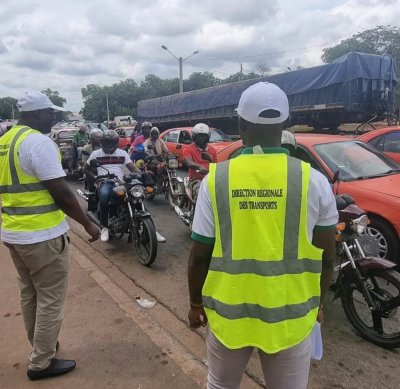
[[209, 129, 231, 142], [314, 140, 400, 181], [123, 128, 135, 137]]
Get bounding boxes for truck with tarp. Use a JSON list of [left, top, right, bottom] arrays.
[[137, 52, 397, 133]]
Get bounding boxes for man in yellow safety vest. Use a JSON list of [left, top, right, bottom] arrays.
[[187, 82, 338, 389], [0, 91, 99, 381]]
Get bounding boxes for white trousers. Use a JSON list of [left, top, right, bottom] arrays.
[[206, 329, 311, 389]]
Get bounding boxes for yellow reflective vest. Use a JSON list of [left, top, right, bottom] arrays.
[[203, 152, 323, 353], [0, 125, 65, 232]]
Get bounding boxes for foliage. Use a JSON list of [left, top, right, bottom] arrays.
[[41, 88, 68, 121], [0, 97, 18, 120], [322, 25, 400, 65]]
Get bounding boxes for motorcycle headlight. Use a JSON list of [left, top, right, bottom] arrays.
[[113, 185, 126, 197], [130, 186, 145, 198], [168, 159, 178, 169], [351, 215, 369, 234]]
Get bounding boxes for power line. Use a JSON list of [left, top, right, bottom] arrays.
[[186, 38, 345, 62]]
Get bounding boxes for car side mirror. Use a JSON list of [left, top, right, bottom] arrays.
[[332, 170, 340, 184]]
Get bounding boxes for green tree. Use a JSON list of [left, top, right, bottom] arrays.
[[41, 88, 68, 121], [322, 25, 400, 66], [184, 72, 220, 91], [0, 97, 18, 120]]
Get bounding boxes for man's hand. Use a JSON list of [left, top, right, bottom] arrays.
[[199, 167, 209, 175], [85, 222, 100, 242], [188, 306, 208, 329], [201, 152, 212, 162]]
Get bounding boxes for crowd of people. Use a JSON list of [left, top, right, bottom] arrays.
[[0, 85, 337, 388]]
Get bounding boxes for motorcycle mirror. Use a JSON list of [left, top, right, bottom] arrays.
[[90, 159, 101, 168], [332, 170, 341, 195]]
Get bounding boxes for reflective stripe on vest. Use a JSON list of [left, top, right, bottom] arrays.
[[0, 127, 46, 194], [203, 155, 322, 354], [0, 125, 64, 232]]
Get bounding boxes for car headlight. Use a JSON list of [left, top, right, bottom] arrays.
[[130, 186, 145, 198], [351, 215, 369, 234]]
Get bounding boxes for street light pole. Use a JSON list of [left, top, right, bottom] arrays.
[[161, 45, 199, 93], [106, 93, 110, 124]]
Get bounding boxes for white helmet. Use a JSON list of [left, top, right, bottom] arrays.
[[90, 128, 103, 138], [192, 123, 210, 136]]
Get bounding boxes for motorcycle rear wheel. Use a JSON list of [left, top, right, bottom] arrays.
[[133, 218, 157, 266], [341, 269, 400, 348]]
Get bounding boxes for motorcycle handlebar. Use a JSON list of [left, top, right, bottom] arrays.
[[95, 173, 116, 181]]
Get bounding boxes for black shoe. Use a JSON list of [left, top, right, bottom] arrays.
[[27, 358, 76, 381]]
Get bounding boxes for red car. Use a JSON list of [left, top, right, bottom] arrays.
[[160, 127, 233, 163], [357, 126, 400, 164], [115, 126, 137, 150], [217, 134, 400, 262]]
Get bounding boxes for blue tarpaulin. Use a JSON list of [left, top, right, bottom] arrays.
[[138, 52, 397, 124]]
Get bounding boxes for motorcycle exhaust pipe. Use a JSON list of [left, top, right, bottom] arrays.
[[174, 206, 190, 226]]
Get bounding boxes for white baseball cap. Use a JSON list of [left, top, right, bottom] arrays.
[[236, 82, 289, 125], [16, 90, 66, 112]]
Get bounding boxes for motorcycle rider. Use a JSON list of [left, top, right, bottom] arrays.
[[84, 130, 166, 243], [144, 127, 171, 158], [82, 128, 102, 164], [183, 123, 217, 200], [72, 124, 89, 168], [130, 121, 152, 162], [143, 127, 174, 192]]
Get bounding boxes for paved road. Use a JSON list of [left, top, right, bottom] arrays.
[[69, 178, 400, 389]]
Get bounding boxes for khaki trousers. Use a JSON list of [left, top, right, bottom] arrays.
[[206, 329, 311, 389], [4, 234, 70, 371]]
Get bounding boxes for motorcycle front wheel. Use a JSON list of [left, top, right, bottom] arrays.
[[133, 218, 157, 266], [167, 181, 186, 209], [340, 269, 400, 348]]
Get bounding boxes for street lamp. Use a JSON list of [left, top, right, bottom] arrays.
[[105, 93, 110, 125], [161, 45, 199, 93]]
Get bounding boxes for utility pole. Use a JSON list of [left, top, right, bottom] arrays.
[[161, 45, 199, 93], [11, 104, 15, 120], [179, 57, 183, 93], [239, 63, 243, 81], [106, 93, 110, 125]]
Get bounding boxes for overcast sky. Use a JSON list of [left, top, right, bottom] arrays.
[[0, 0, 399, 112]]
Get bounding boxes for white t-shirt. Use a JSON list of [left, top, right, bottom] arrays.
[[192, 166, 338, 243], [86, 148, 132, 178], [1, 133, 69, 244]]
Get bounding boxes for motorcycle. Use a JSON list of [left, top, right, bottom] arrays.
[[77, 160, 158, 266], [332, 178, 400, 348], [174, 171, 205, 229], [141, 155, 186, 208]]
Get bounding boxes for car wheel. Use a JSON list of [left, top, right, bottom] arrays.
[[358, 217, 399, 262]]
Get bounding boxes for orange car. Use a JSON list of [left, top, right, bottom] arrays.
[[357, 126, 400, 164], [217, 134, 400, 262], [160, 127, 233, 163], [115, 126, 137, 150]]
